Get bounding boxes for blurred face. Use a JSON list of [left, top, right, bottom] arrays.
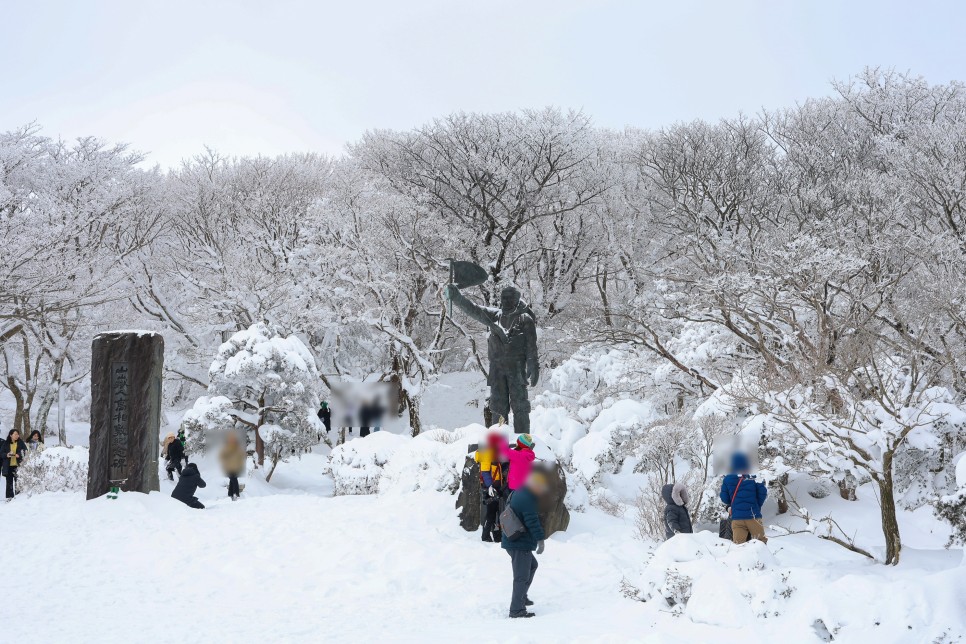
[[500, 287, 520, 314]]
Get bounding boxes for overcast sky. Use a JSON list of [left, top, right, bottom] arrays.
[[3, 0, 965, 167]]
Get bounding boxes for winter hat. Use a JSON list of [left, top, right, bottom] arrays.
[[516, 434, 534, 450], [730, 451, 750, 473]]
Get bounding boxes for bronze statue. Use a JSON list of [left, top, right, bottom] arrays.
[[446, 266, 538, 433]]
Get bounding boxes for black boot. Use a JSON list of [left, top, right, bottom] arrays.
[[510, 612, 535, 619]]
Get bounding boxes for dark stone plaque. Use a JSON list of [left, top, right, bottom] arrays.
[[87, 332, 164, 499]]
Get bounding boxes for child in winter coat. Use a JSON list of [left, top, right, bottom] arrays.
[[662, 482, 694, 539], [475, 433, 508, 542], [219, 433, 246, 501], [171, 462, 206, 509], [500, 434, 536, 491], [719, 452, 768, 544]]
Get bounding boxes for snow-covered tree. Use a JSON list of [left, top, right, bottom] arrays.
[[205, 323, 325, 482]]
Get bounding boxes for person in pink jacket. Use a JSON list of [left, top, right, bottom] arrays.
[[501, 433, 536, 490]]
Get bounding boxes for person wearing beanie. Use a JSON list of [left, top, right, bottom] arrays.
[[719, 452, 768, 544], [500, 433, 536, 491]]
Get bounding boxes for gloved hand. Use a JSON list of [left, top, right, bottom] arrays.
[[527, 365, 539, 388], [488, 486, 497, 497], [536, 540, 545, 554]]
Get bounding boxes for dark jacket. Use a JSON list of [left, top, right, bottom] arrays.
[[1, 438, 27, 476], [166, 439, 185, 464], [662, 483, 693, 539], [171, 463, 206, 504], [501, 486, 545, 552], [719, 454, 767, 519]]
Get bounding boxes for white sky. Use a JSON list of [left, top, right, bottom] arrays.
[[3, 0, 965, 167]]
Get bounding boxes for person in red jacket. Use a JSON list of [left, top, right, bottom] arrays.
[[501, 433, 536, 491]]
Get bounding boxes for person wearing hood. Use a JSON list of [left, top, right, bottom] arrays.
[[162, 433, 186, 480], [500, 434, 536, 491], [662, 482, 694, 539], [719, 452, 768, 544], [1, 429, 27, 500], [171, 462, 206, 509], [219, 433, 246, 501]]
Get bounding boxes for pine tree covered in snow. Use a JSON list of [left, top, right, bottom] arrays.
[[205, 323, 325, 481]]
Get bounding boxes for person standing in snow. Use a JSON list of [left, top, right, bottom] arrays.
[[219, 432, 246, 501], [662, 482, 694, 539], [171, 462, 206, 509], [162, 433, 186, 480], [475, 432, 508, 542], [719, 452, 768, 544], [500, 434, 536, 491], [26, 430, 44, 455], [317, 401, 332, 437], [1, 429, 27, 501], [501, 471, 548, 619]]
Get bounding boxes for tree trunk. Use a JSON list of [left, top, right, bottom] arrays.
[[57, 382, 67, 447], [407, 392, 421, 437], [34, 388, 56, 438], [265, 456, 280, 483], [255, 394, 266, 466], [878, 457, 902, 565]]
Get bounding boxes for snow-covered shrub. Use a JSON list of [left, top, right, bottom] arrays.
[[17, 447, 87, 496], [205, 323, 325, 482], [570, 399, 660, 484], [328, 432, 410, 495], [180, 395, 236, 455], [633, 477, 667, 542], [935, 453, 966, 546], [589, 489, 626, 517], [379, 427, 486, 494]]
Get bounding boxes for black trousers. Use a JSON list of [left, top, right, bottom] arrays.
[[4, 466, 17, 499], [360, 427, 370, 437], [166, 459, 183, 476], [228, 474, 240, 497], [482, 494, 501, 539], [507, 549, 538, 616]]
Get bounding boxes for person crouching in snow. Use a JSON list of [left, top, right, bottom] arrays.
[[475, 432, 508, 542], [719, 452, 768, 544], [662, 482, 694, 539], [501, 471, 548, 619], [219, 432, 246, 501], [500, 433, 536, 491], [162, 433, 185, 480], [171, 462, 206, 509]]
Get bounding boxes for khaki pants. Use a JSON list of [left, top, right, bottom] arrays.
[[732, 518, 768, 544]]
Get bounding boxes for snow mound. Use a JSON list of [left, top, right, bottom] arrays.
[[379, 425, 488, 494], [328, 432, 410, 495], [571, 399, 660, 483]]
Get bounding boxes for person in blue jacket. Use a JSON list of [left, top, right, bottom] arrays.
[[719, 452, 768, 544], [501, 471, 548, 619]]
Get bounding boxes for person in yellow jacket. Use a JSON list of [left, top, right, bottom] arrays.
[[475, 432, 509, 542]]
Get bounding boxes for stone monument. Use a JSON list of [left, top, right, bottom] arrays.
[[86, 331, 164, 500]]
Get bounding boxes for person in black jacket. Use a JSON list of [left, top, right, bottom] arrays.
[[1, 429, 27, 500], [662, 482, 694, 539], [171, 462, 206, 509], [317, 401, 332, 437], [162, 433, 186, 480], [501, 471, 548, 619]]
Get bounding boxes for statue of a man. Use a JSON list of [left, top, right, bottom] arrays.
[[445, 283, 539, 433]]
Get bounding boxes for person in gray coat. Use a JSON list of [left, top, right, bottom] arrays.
[[662, 482, 693, 539]]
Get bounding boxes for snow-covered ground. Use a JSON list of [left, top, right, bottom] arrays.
[[1, 376, 964, 643]]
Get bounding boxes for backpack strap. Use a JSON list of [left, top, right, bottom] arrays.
[[728, 476, 744, 517]]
